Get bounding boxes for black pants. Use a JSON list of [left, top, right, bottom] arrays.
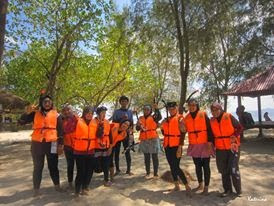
[[114, 138, 131, 172], [96, 156, 111, 181], [110, 149, 115, 168], [74, 155, 94, 194], [31, 141, 60, 190], [165, 146, 187, 184], [144, 153, 159, 176], [192, 157, 211, 186], [64, 147, 75, 183], [216, 149, 241, 193]]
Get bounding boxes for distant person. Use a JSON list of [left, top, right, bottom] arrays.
[[236, 105, 254, 129], [264, 112, 272, 121]]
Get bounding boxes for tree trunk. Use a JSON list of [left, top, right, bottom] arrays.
[[0, 0, 8, 68], [223, 95, 228, 112], [46, 73, 57, 98], [179, 0, 190, 114], [170, 0, 190, 114]]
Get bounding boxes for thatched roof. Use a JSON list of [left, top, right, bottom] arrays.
[[0, 90, 29, 110], [224, 66, 274, 97]]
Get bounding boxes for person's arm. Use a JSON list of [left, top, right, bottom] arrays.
[[18, 112, 35, 125], [178, 117, 185, 146], [109, 130, 113, 145], [128, 110, 134, 128], [205, 114, 214, 143], [57, 114, 64, 145], [112, 110, 119, 123], [230, 115, 243, 137]]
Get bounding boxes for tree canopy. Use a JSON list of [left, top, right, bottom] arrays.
[[1, 0, 273, 112]]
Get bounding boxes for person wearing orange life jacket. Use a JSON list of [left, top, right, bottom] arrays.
[[109, 119, 131, 182], [160, 101, 191, 194], [18, 94, 64, 197], [61, 104, 78, 189], [73, 106, 96, 197], [210, 102, 243, 198], [136, 104, 162, 179], [182, 99, 214, 195], [92, 106, 112, 187]]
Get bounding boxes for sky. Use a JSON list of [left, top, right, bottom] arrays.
[[227, 95, 274, 119], [113, 0, 131, 11]]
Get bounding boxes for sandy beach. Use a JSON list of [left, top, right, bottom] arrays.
[[0, 129, 273, 206]]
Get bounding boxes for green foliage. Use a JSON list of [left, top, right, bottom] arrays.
[[2, 0, 272, 112]]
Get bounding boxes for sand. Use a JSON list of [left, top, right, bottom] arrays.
[[0, 129, 273, 206]]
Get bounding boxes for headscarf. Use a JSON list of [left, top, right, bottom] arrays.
[[210, 102, 223, 111]]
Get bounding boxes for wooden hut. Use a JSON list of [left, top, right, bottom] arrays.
[[223, 65, 274, 137], [0, 89, 29, 130]]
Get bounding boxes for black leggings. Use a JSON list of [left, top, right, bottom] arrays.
[[74, 155, 94, 194], [31, 151, 60, 189], [192, 157, 211, 186], [110, 148, 115, 168], [165, 146, 187, 184], [114, 139, 131, 172], [64, 147, 75, 183], [96, 156, 111, 181], [216, 149, 241, 193], [144, 153, 159, 176]]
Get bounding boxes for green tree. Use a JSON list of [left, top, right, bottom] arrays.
[[7, 0, 113, 97]]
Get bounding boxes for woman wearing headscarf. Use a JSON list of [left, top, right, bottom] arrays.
[[136, 104, 162, 179], [160, 101, 191, 194], [18, 94, 64, 197], [92, 106, 112, 187], [73, 106, 95, 197], [61, 104, 78, 189], [210, 102, 243, 197], [182, 98, 214, 195]]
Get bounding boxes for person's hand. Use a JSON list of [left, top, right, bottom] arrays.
[[207, 142, 213, 153], [129, 134, 134, 144], [230, 136, 237, 144], [153, 103, 158, 110], [231, 143, 238, 152], [57, 145, 64, 155], [176, 146, 183, 158], [26, 104, 38, 114], [136, 120, 141, 127], [107, 146, 112, 156]]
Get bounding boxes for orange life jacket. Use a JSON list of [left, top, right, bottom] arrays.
[[210, 112, 240, 150], [32, 110, 58, 142], [161, 114, 183, 148], [63, 116, 78, 148], [110, 123, 127, 147], [91, 118, 111, 149], [139, 115, 158, 141], [73, 118, 96, 153], [184, 111, 208, 144]]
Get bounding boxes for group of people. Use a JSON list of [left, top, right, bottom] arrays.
[[18, 93, 243, 199]]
